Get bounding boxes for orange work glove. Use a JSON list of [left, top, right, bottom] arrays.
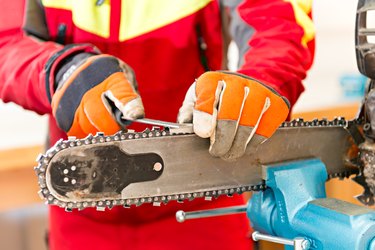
[[178, 71, 290, 160], [51, 54, 144, 138]]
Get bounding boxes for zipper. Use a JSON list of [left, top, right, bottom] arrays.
[[56, 23, 67, 44]]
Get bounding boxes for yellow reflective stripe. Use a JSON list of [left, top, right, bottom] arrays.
[[119, 0, 212, 41], [41, 0, 72, 10], [72, 0, 110, 38], [41, 0, 110, 39], [284, 0, 315, 47]]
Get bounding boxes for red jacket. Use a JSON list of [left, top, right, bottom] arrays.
[[0, 1, 314, 249]]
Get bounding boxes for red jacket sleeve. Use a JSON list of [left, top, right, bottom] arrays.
[[237, 0, 315, 107], [0, 1, 63, 115]]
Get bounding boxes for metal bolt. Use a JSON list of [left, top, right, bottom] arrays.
[[301, 239, 311, 250], [294, 238, 311, 250]]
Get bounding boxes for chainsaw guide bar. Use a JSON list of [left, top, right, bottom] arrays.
[[35, 117, 362, 211]]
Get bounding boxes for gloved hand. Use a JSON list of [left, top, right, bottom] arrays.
[[178, 71, 290, 160], [51, 53, 144, 138]]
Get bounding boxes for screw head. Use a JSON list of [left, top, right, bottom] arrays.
[[301, 239, 311, 250]]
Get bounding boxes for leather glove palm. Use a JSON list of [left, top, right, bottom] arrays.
[[51, 54, 144, 138], [178, 71, 290, 160]]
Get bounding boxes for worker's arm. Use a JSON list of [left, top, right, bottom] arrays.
[[0, 29, 99, 115], [0, 1, 143, 138], [0, 1, 95, 115], [0, 1, 59, 114], [178, 0, 313, 159], [236, 0, 315, 107]]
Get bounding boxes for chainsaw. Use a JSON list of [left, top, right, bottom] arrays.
[[34, 114, 373, 212]]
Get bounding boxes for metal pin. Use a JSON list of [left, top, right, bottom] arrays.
[[252, 231, 311, 250], [153, 162, 163, 172], [176, 205, 247, 223]]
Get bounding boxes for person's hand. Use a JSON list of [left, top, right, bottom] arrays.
[[51, 54, 144, 138], [178, 71, 290, 160]]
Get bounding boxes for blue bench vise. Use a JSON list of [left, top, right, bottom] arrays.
[[176, 158, 375, 249], [248, 158, 375, 250]]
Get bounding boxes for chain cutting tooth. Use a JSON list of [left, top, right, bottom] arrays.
[[153, 202, 161, 206], [36, 153, 44, 162], [96, 206, 106, 212], [38, 190, 45, 199], [320, 118, 328, 126], [152, 126, 161, 131], [39, 166, 46, 172], [67, 202, 74, 209], [106, 200, 113, 209], [68, 136, 76, 141], [125, 199, 131, 206]]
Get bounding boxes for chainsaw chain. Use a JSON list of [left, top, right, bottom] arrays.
[[34, 117, 360, 212]]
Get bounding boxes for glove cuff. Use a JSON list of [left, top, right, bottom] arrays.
[[44, 44, 100, 103]]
